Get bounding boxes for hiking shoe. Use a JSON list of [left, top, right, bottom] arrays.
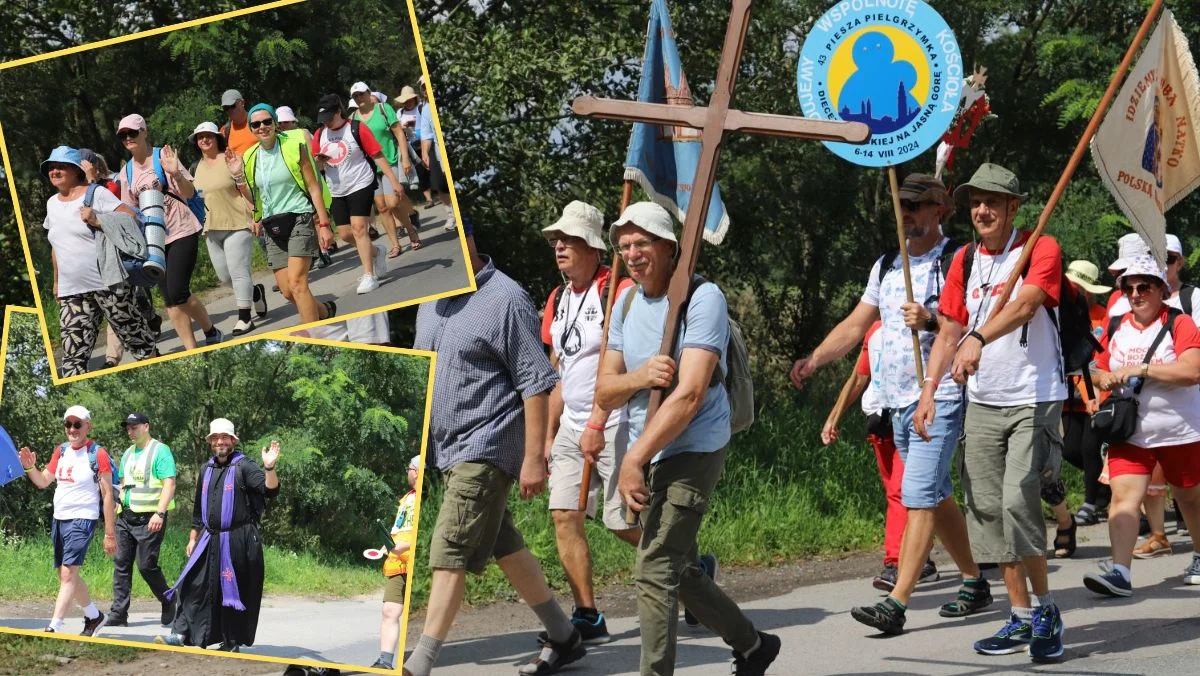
[[104, 613, 127, 627], [517, 629, 586, 675], [872, 564, 897, 592], [570, 608, 610, 645], [939, 577, 993, 617], [1029, 604, 1064, 661], [731, 631, 780, 676], [155, 633, 186, 646], [973, 614, 1032, 655], [918, 559, 940, 584], [80, 613, 107, 637], [1074, 504, 1101, 526], [1184, 554, 1200, 585], [356, 274, 381, 294], [684, 553, 718, 627], [204, 326, 224, 346], [231, 319, 255, 336], [253, 283, 268, 317], [1133, 532, 1171, 559], [1083, 568, 1133, 597], [850, 599, 905, 635], [216, 641, 240, 652]]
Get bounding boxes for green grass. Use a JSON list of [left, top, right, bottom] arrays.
[[0, 635, 141, 675], [0, 523, 384, 602]]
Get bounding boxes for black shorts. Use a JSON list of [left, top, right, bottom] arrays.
[[428, 148, 450, 194], [331, 183, 377, 226], [158, 232, 199, 307]]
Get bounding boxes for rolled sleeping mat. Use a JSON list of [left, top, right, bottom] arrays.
[[138, 189, 167, 279]]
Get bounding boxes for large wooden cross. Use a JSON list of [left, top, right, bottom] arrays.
[[573, 0, 870, 424]]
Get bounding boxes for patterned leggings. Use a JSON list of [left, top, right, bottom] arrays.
[[59, 285, 157, 377]]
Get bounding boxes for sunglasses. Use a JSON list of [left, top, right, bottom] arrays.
[[249, 119, 274, 129], [1168, 254, 1182, 265], [899, 199, 929, 212], [1121, 282, 1157, 295], [64, 420, 84, 430], [116, 129, 140, 141]]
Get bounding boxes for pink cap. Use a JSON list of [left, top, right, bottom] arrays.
[[117, 114, 147, 133]]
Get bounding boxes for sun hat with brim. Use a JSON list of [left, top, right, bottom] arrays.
[[1167, 234, 1183, 256], [609, 201, 677, 248], [1117, 254, 1167, 286], [952, 163, 1028, 209], [206, 417, 239, 442], [398, 86, 419, 104], [1065, 260, 1112, 295], [1109, 232, 1151, 272], [543, 200, 607, 251], [40, 146, 86, 180]]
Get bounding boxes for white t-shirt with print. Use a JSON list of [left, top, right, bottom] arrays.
[[546, 277, 629, 432], [46, 442, 112, 521], [315, 124, 377, 197], [1100, 310, 1200, 447], [44, 188, 124, 298], [861, 238, 961, 408]]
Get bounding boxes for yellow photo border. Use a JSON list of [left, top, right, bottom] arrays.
[[0, 305, 436, 676], [0, 0, 476, 386]]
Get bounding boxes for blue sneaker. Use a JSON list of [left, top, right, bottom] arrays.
[[1083, 568, 1132, 597], [973, 614, 1032, 655], [1029, 604, 1064, 661]]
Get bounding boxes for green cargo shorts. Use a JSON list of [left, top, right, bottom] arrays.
[[382, 572, 407, 604], [427, 460, 526, 574]]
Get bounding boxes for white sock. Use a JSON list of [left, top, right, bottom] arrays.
[[1036, 593, 1055, 609], [1013, 607, 1034, 622], [82, 603, 99, 620], [1112, 564, 1132, 582], [48, 618, 65, 631]]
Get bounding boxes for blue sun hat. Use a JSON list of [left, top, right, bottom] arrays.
[[40, 146, 86, 180]]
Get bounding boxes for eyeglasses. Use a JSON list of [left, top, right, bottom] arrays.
[[249, 119, 274, 129], [64, 420, 84, 430], [548, 236, 586, 248], [116, 129, 140, 141], [1121, 282, 1157, 295], [617, 237, 660, 255]]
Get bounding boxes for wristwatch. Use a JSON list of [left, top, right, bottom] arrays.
[[155, 511, 166, 519], [1141, 363, 1150, 379]]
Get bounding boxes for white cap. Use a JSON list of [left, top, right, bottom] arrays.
[[206, 418, 240, 441], [63, 405, 91, 421], [609, 201, 677, 247], [188, 121, 220, 143], [1118, 253, 1167, 285], [1109, 232, 1151, 272], [543, 201, 606, 250], [276, 106, 298, 123], [1167, 233, 1183, 255], [349, 81, 371, 97], [409, 455, 422, 471]]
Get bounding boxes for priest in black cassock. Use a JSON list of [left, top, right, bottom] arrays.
[[156, 418, 280, 651]]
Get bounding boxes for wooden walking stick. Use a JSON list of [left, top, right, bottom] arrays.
[[887, 166, 925, 382], [984, 0, 1165, 322], [578, 180, 635, 512]]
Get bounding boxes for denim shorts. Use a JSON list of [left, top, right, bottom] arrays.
[[891, 396, 964, 509], [52, 518, 96, 568]]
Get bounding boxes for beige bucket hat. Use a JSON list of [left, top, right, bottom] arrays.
[[542, 200, 607, 251]]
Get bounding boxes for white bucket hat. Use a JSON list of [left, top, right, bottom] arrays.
[[609, 201, 677, 248], [1117, 253, 1167, 286], [1064, 260, 1112, 295], [206, 418, 240, 441], [63, 405, 91, 421], [276, 106, 298, 123], [1109, 232, 1151, 272], [188, 121, 221, 143], [542, 201, 606, 251], [1167, 233, 1184, 256]]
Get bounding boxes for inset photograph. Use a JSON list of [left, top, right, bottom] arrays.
[[0, 308, 430, 675], [0, 0, 468, 383]]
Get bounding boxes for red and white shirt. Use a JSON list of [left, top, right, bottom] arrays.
[[939, 230, 1068, 406], [541, 267, 635, 432], [1098, 308, 1200, 448], [45, 441, 111, 521], [855, 321, 884, 416], [313, 122, 384, 197]]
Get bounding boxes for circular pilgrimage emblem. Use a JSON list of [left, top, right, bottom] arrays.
[[796, 0, 963, 167]]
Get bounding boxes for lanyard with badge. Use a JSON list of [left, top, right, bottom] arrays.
[[966, 227, 1018, 337]]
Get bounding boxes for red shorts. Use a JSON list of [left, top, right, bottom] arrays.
[[1107, 440, 1200, 489]]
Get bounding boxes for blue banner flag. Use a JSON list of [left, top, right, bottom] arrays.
[[0, 425, 23, 487], [624, 0, 730, 244]]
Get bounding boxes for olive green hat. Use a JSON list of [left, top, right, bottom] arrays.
[[952, 163, 1028, 209]]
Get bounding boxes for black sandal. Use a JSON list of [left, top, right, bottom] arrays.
[[324, 300, 337, 319], [939, 577, 993, 617], [1054, 518, 1077, 558]]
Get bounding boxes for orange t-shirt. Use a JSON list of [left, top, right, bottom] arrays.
[[224, 119, 259, 156]]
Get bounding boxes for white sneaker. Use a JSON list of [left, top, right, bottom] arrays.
[[356, 274, 380, 294], [443, 213, 457, 232], [372, 244, 388, 277], [230, 319, 255, 336]]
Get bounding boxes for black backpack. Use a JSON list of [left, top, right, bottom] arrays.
[[959, 242, 1102, 375]]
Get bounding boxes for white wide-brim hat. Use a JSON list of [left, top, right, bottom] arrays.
[[609, 201, 677, 248], [206, 417, 240, 441], [1117, 253, 1167, 286], [189, 121, 221, 143], [542, 200, 607, 251], [1110, 232, 1151, 272], [1065, 260, 1112, 295]]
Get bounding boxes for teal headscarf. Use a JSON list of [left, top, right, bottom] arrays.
[[247, 103, 277, 123]]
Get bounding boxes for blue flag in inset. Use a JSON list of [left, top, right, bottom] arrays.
[[623, 0, 730, 244], [0, 425, 23, 487]]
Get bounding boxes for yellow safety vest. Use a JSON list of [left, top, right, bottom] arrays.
[[242, 130, 332, 222], [119, 440, 175, 514], [383, 491, 417, 578]]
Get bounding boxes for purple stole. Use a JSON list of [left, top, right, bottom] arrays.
[[165, 452, 246, 611]]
